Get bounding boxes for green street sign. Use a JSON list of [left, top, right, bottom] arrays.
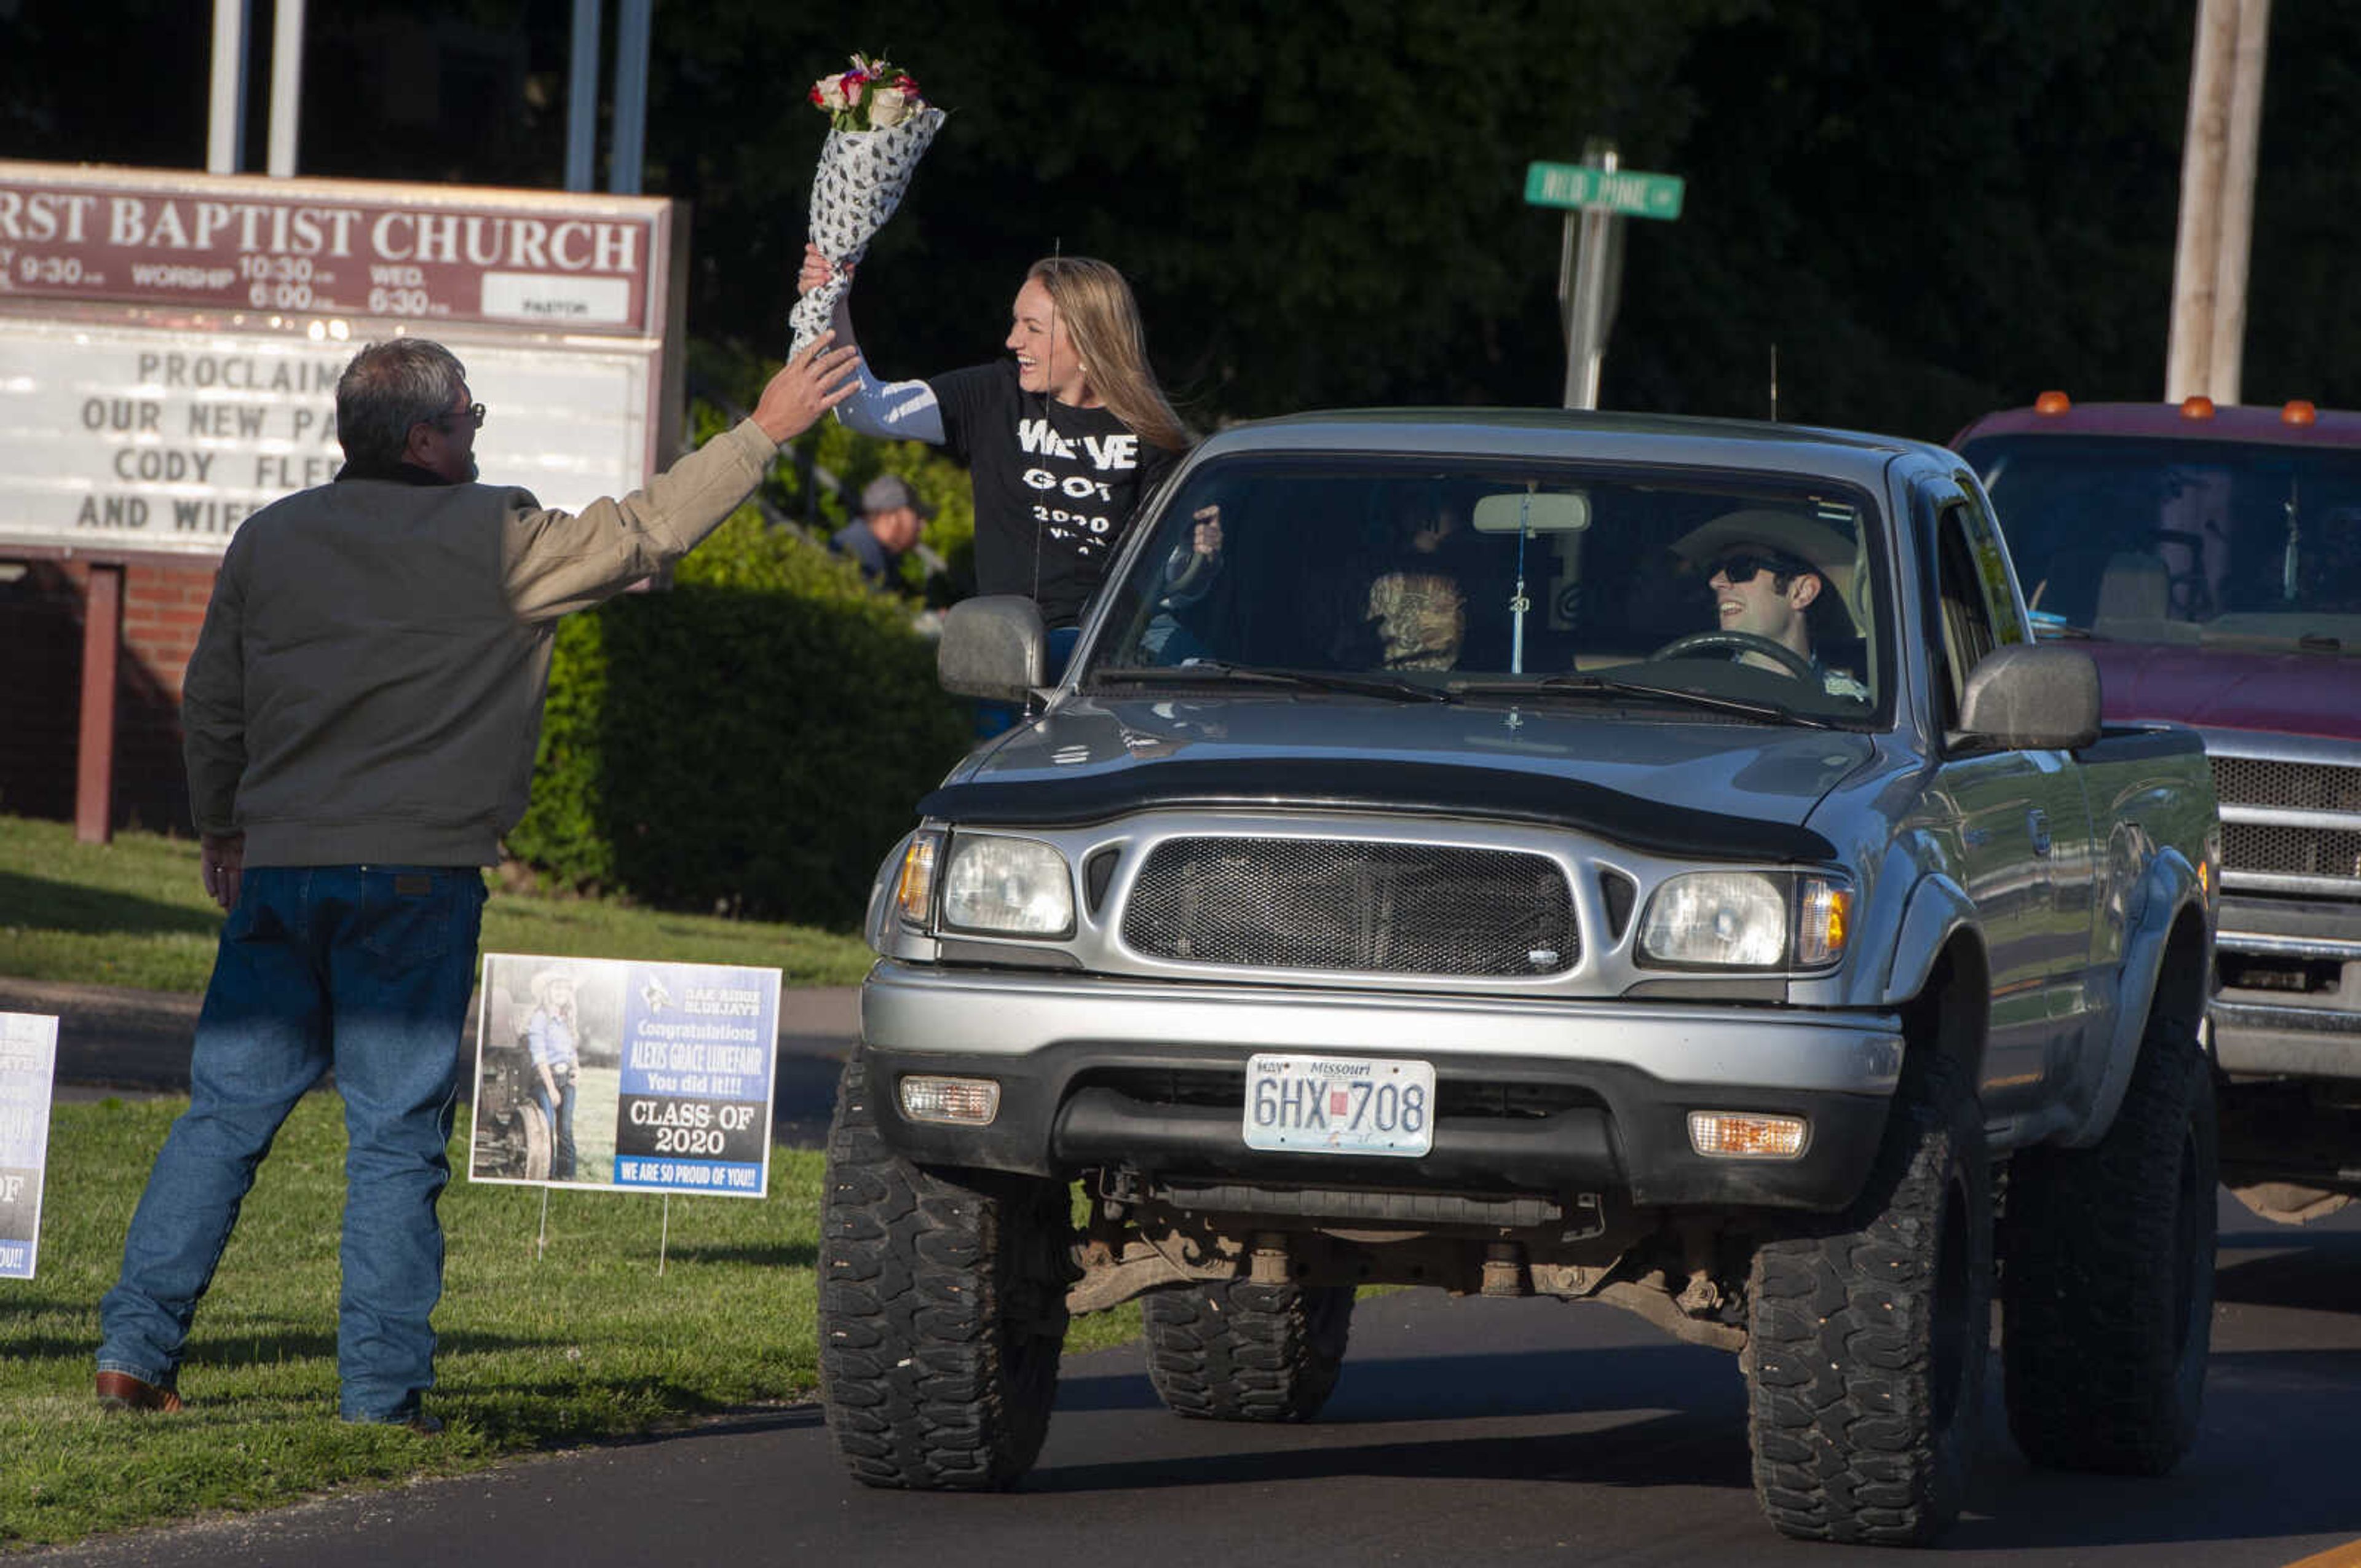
[[1524, 161, 1684, 220]]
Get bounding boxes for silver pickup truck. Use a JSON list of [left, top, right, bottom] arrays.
[[818, 411, 2220, 1546]]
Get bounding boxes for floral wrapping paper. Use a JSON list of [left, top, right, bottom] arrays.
[[788, 108, 947, 358]]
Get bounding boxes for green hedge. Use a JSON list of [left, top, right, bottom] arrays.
[[505, 410, 978, 929]]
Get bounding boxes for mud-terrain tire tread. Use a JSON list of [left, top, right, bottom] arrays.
[[1744, 1050, 1991, 1545], [817, 1053, 1071, 1490], [2001, 1018, 2216, 1475], [1142, 1279, 1354, 1422]]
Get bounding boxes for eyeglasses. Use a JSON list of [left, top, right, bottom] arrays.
[[1709, 551, 1809, 586], [421, 402, 486, 433]]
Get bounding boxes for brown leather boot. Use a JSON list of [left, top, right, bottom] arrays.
[[95, 1371, 184, 1413]]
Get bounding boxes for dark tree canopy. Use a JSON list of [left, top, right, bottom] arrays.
[[7, 0, 2359, 443]]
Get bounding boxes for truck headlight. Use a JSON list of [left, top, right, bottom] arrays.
[[1637, 872, 1851, 971], [939, 834, 1075, 937]]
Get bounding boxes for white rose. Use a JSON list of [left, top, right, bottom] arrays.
[[868, 85, 911, 128], [812, 75, 852, 113]]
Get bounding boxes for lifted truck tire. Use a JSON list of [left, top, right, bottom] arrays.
[[1744, 1051, 1991, 1545], [1142, 1279, 1355, 1422], [2001, 1018, 2216, 1476], [817, 1054, 1072, 1490]]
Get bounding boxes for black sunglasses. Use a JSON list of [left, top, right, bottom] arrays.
[[1709, 551, 1810, 585], [422, 402, 486, 433]]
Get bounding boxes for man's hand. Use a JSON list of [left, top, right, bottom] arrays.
[[199, 832, 244, 913], [753, 331, 863, 443], [1190, 504, 1224, 558]]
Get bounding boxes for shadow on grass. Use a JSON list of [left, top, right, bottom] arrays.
[[654, 1240, 817, 1269], [0, 869, 216, 938]]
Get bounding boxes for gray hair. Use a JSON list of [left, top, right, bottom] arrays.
[[335, 339, 467, 468]]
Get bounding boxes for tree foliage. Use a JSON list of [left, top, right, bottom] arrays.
[[10, 3, 2361, 437]]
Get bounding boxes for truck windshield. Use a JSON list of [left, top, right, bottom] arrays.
[[1963, 434, 2361, 648], [1083, 455, 1890, 725]]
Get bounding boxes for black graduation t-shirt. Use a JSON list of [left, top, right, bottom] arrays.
[[928, 360, 1180, 629]]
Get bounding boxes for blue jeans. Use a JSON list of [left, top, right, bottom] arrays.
[[98, 865, 486, 1422], [534, 1070, 578, 1180]]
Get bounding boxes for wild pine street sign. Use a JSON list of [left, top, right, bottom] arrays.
[[1524, 161, 1684, 220]]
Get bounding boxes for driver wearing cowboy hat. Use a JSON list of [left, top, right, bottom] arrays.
[[1671, 508, 1870, 700]]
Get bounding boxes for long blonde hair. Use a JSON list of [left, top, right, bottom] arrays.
[[1028, 256, 1192, 453]]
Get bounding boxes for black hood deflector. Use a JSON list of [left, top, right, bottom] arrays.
[[917, 757, 1836, 864]]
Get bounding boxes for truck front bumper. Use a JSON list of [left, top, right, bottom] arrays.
[[2212, 897, 2361, 1079], [858, 963, 1904, 1211]]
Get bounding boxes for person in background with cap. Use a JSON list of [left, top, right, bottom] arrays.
[[1673, 509, 1870, 700], [93, 331, 861, 1433], [526, 971, 582, 1182], [832, 473, 935, 589]]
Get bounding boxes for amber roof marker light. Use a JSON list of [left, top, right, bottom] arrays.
[[2282, 400, 2319, 426], [2033, 390, 2072, 416], [2179, 395, 2217, 420]]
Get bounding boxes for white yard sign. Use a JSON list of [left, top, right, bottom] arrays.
[[0, 1012, 60, 1280]]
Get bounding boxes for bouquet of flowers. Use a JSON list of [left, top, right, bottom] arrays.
[[788, 53, 946, 357]]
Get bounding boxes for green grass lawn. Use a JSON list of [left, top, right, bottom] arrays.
[[0, 814, 876, 993], [0, 811, 1157, 1547], [4, 1093, 1147, 1549]]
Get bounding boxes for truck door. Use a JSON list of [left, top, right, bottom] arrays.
[[1924, 487, 2097, 1116]]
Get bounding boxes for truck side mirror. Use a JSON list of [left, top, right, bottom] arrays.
[[938, 596, 1047, 700], [1957, 643, 2102, 751]]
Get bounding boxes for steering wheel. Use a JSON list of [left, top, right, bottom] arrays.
[[1647, 629, 1818, 682]]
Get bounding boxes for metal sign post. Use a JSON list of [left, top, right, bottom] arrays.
[[1525, 151, 1685, 410]]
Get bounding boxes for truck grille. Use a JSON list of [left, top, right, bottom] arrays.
[[2212, 757, 2361, 888], [2212, 757, 2361, 813], [1121, 838, 1577, 976], [2221, 822, 2361, 881]]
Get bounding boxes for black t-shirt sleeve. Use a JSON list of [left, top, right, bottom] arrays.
[[923, 363, 1010, 468]]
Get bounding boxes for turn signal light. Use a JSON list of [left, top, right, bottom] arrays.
[[900, 1076, 1002, 1125], [2179, 395, 2217, 420], [895, 832, 941, 926], [2283, 400, 2318, 426], [1688, 1111, 1807, 1159], [2033, 390, 2072, 416]]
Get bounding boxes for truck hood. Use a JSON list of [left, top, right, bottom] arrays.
[[2084, 640, 2361, 743], [936, 698, 1875, 852]]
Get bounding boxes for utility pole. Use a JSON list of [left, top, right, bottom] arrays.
[[2165, 0, 2271, 404]]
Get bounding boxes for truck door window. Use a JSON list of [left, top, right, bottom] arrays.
[[1932, 505, 1999, 733]]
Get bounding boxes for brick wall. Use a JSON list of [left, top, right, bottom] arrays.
[[0, 553, 218, 833]]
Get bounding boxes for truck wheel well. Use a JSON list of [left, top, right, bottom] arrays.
[[1903, 938, 1990, 1087]]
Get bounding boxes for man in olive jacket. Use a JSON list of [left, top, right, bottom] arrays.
[[95, 333, 858, 1428]]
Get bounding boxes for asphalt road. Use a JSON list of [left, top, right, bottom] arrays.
[[23, 1192, 2361, 1568]]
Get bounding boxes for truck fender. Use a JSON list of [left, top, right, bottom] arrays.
[[864, 830, 919, 956], [2057, 846, 2206, 1149], [1878, 874, 1979, 1011]]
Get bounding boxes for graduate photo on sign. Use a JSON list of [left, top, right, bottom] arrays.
[[470, 955, 629, 1187]]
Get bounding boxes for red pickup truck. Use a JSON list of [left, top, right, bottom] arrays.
[[1953, 395, 2361, 1224]]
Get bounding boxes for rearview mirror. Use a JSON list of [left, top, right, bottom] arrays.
[[1471, 492, 1590, 535], [938, 596, 1046, 701]]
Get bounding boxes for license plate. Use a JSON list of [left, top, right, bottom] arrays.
[[1243, 1054, 1436, 1158]]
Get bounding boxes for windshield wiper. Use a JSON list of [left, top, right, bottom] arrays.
[[1091, 662, 1455, 704], [1450, 672, 1841, 728]]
